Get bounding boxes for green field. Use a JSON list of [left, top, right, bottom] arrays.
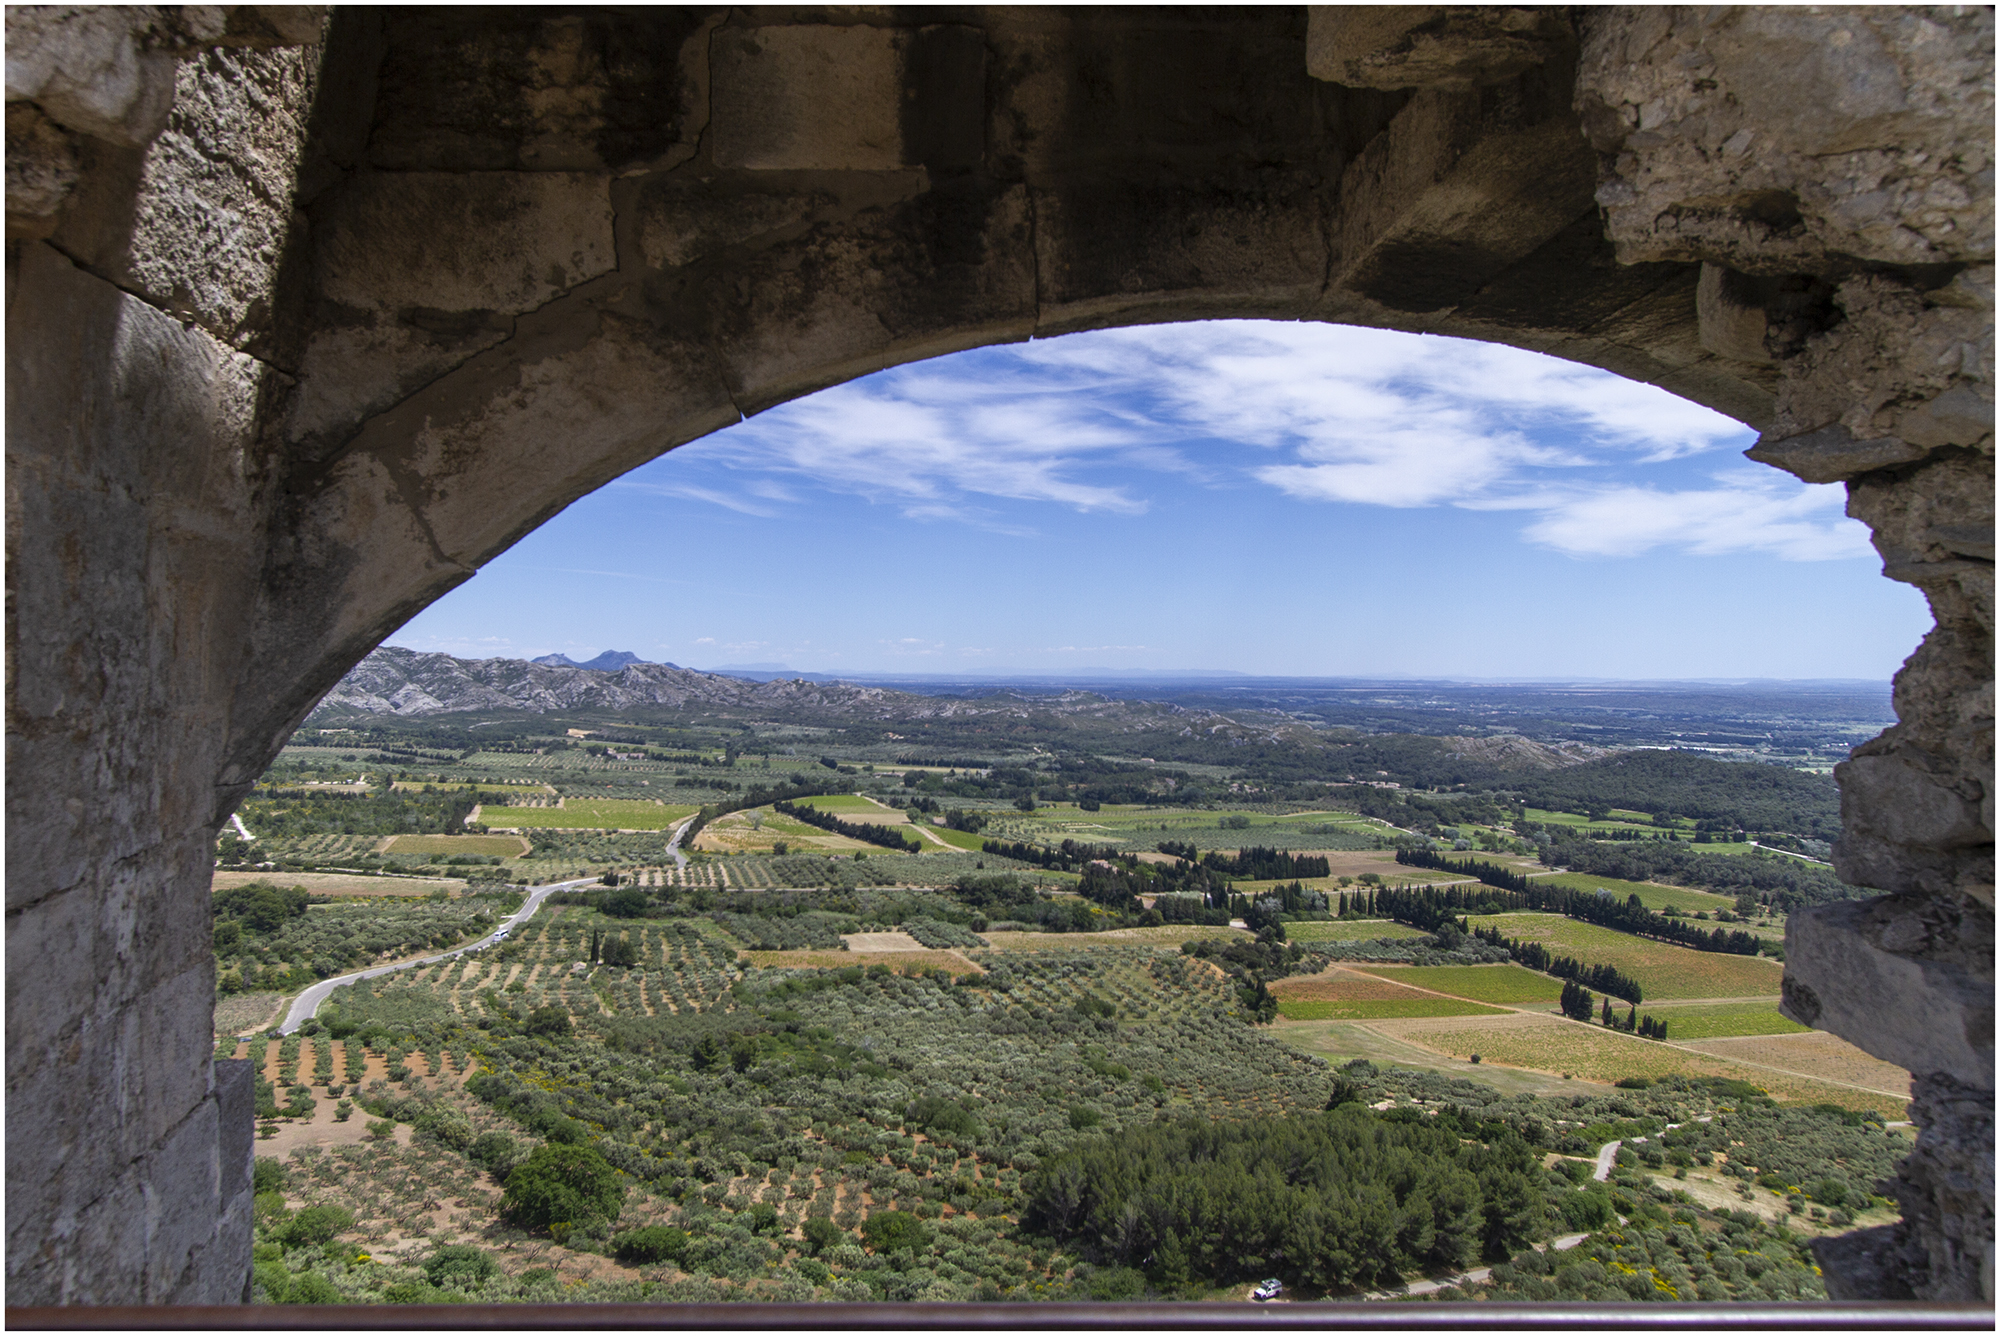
[[1357, 963, 1566, 1004], [1276, 997, 1507, 1021], [487, 799, 697, 830], [1525, 807, 1685, 834], [1644, 1002, 1812, 1040], [1468, 913, 1786, 1000], [918, 824, 987, 852], [1529, 871, 1741, 915], [1281, 920, 1431, 943], [787, 794, 887, 813]]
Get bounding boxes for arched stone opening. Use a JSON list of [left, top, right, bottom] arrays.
[[6, 5, 1989, 1306]]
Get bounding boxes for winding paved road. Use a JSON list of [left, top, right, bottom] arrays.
[[276, 876, 595, 1034], [277, 811, 703, 1034]]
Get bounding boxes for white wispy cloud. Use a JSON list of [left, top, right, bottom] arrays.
[[642, 320, 1870, 561], [1498, 475, 1870, 561]]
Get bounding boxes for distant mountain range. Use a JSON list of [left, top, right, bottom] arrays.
[[304, 648, 1323, 747], [310, 647, 912, 719], [530, 650, 650, 672]]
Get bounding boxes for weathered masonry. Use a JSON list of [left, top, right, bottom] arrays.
[[6, 4, 1991, 1305]]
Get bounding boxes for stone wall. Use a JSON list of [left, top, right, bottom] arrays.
[[7, 6, 325, 1303], [1572, 7, 1991, 1301], [5, 4, 1990, 1305]]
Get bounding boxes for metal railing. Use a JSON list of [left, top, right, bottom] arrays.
[[8, 1302, 1994, 1330]]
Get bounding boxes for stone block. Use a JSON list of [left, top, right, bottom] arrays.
[[6, 102, 80, 238], [214, 1059, 254, 1205], [1783, 896, 1992, 1084], [141, 1096, 223, 1300], [313, 171, 615, 316], [366, 9, 713, 172], [1307, 6, 1572, 90], [286, 316, 514, 447], [1577, 7, 1994, 270], [710, 25, 984, 172], [1036, 181, 1323, 332], [4, 6, 180, 146], [49, 43, 320, 350], [1330, 73, 1598, 313], [1814, 1224, 1918, 1301], [1696, 262, 1776, 364], [634, 182, 828, 271], [1746, 422, 1928, 484], [705, 182, 1037, 411]]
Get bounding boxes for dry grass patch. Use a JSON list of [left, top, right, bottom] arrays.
[[1684, 1031, 1912, 1096], [1384, 1014, 1907, 1117], [977, 926, 1246, 951], [1277, 997, 1506, 1020], [840, 932, 927, 952], [214, 992, 286, 1036], [211, 871, 466, 897], [382, 834, 529, 858]]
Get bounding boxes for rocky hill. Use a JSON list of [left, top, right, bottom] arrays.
[[306, 648, 1352, 751]]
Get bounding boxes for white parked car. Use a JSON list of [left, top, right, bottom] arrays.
[[1251, 1278, 1282, 1302]]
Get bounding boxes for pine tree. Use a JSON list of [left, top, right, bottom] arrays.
[[1602, 996, 1616, 1026], [1625, 1005, 1638, 1032]]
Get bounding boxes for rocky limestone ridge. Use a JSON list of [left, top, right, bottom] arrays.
[[1445, 734, 1614, 770], [306, 646, 1309, 742]]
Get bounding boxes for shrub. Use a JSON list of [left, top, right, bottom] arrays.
[[613, 1225, 690, 1265], [251, 1157, 289, 1195], [801, 1218, 844, 1255], [469, 1131, 518, 1175], [276, 1204, 354, 1249], [423, 1243, 497, 1287], [503, 1143, 626, 1233], [861, 1210, 931, 1254], [525, 1005, 572, 1039]]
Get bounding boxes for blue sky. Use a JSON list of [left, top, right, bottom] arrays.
[[389, 321, 1930, 681]]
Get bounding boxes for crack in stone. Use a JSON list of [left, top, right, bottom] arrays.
[[36, 239, 294, 379]]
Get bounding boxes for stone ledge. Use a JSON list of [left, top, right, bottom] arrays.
[[1783, 896, 1994, 1084], [1745, 422, 1929, 483]]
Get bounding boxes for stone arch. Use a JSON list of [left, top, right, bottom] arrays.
[[6, 5, 1989, 1306]]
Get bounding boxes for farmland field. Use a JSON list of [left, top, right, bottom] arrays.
[[1270, 973, 1433, 1002], [1467, 912, 1786, 1000], [1354, 963, 1565, 1005], [210, 871, 468, 897], [785, 793, 889, 813], [382, 834, 529, 858], [1387, 1015, 1907, 1115], [1527, 871, 1739, 915], [1524, 807, 1686, 833], [1275, 997, 1506, 1021], [979, 926, 1250, 951], [1643, 1002, 1805, 1040], [917, 824, 986, 852], [1280, 919, 1430, 943], [741, 949, 982, 974], [487, 799, 696, 830], [1684, 1031, 1913, 1096]]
